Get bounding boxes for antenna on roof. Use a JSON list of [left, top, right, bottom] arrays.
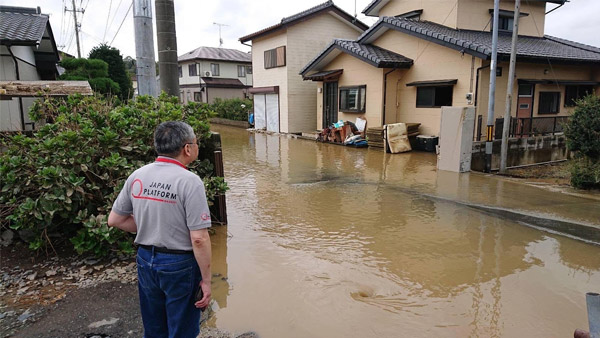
[[213, 22, 229, 48]]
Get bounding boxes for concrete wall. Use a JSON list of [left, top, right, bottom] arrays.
[[0, 45, 40, 131], [286, 12, 364, 133], [315, 52, 385, 129], [252, 31, 289, 131], [178, 60, 252, 87], [471, 135, 568, 171], [456, 0, 546, 37], [374, 29, 478, 135], [378, 0, 459, 27]]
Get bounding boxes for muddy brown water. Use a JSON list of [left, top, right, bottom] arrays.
[[206, 125, 600, 338]]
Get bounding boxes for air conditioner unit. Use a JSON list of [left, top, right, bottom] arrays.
[[204, 71, 212, 77]]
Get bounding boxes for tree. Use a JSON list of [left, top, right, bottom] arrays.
[[564, 94, 600, 189], [59, 58, 120, 96], [89, 44, 133, 100]]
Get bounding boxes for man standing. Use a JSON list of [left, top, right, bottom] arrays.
[[108, 121, 212, 337]]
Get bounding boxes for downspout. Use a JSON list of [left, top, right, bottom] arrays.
[[382, 68, 397, 126], [6, 45, 25, 131], [474, 63, 490, 107]]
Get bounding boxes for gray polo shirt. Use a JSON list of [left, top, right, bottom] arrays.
[[111, 156, 212, 251]]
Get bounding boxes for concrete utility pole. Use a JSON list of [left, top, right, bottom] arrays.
[[500, 0, 521, 173], [213, 22, 229, 48], [155, 0, 179, 97], [65, 0, 84, 58], [485, 0, 501, 173], [133, 0, 158, 97]]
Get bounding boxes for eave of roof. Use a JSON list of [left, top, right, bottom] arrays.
[[300, 39, 413, 76], [357, 17, 600, 64], [239, 1, 368, 43], [178, 46, 251, 63]]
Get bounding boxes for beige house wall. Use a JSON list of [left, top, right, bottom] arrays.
[[315, 53, 385, 128], [287, 13, 364, 133], [476, 62, 599, 131], [374, 29, 477, 135], [252, 31, 289, 132], [378, 0, 459, 27], [456, 0, 546, 37]]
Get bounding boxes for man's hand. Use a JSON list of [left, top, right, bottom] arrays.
[[194, 279, 211, 309]]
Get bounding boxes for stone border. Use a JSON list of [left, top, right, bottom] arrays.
[[209, 118, 250, 129]]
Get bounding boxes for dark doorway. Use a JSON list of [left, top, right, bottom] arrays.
[[323, 81, 338, 129]]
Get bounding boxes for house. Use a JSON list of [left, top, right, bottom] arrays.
[[0, 5, 59, 131], [239, 1, 369, 133], [300, 0, 600, 137], [178, 46, 252, 104]]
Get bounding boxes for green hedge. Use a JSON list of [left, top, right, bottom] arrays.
[[0, 94, 227, 255], [210, 98, 253, 121]]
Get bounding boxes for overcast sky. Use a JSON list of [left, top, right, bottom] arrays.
[[2, 0, 599, 59]]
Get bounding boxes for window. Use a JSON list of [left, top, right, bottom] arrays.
[[210, 63, 220, 76], [247, 65, 253, 74], [238, 65, 246, 77], [178, 66, 182, 78], [194, 92, 202, 102], [497, 16, 514, 32], [518, 84, 533, 96], [189, 64, 197, 76], [416, 86, 453, 107], [264, 46, 286, 69], [565, 85, 593, 106], [538, 92, 560, 114], [339, 85, 366, 113]]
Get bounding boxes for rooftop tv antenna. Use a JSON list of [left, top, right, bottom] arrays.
[[213, 22, 229, 47]]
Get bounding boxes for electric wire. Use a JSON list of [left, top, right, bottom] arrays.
[[109, 1, 133, 46], [108, 0, 126, 32], [103, 0, 113, 42]]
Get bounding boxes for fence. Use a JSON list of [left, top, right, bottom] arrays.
[[494, 116, 568, 139]]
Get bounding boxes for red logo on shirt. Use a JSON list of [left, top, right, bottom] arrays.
[[201, 213, 211, 221], [131, 179, 177, 204]]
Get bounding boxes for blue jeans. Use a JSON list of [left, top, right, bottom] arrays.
[[136, 247, 202, 338]]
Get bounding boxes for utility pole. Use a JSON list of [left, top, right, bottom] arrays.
[[133, 0, 158, 97], [213, 22, 229, 48], [65, 0, 84, 58], [155, 0, 179, 97], [485, 0, 500, 173], [500, 0, 521, 173]]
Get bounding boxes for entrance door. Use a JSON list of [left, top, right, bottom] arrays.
[[265, 93, 279, 133], [323, 81, 338, 129], [254, 94, 266, 130], [516, 84, 534, 136]]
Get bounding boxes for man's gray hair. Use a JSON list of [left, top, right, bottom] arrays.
[[154, 121, 196, 157]]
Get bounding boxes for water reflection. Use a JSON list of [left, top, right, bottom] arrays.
[[208, 126, 600, 338]]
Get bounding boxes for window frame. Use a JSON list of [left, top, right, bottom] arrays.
[[247, 65, 253, 74], [564, 85, 594, 107], [538, 91, 561, 115], [264, 46, 286, 69], [238, 65, 246, 77], [210, 63, 220, 76], [188, 64, 197, 77], [178, 66, 182, 78], [338, 85, 367, 113], [415, 85, 454, 108], [193, 92, 202, 102]]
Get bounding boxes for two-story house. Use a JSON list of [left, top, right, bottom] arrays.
[[239, 1, 369, 133], [301, 0, 600, 137], [0, 5, 59, 131], [178, 46, 252, 104]]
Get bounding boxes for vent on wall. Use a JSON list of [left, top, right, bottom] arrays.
[[205, 71, 212, 77]]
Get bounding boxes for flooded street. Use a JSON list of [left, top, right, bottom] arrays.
[[206, 125, 600, 338]]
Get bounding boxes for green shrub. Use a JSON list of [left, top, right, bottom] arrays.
[[211, 98, 253, 121], [565, 94, 600, 189], [0, 94, 225, 256]]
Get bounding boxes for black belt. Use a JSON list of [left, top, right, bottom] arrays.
[[137, 244, 193, 255]]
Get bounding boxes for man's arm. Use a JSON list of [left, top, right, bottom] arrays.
[[107, 211, 137, 233], [190, 228, 211, 309]]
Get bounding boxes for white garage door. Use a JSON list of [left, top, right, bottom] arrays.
[[254, 94, 266, 130], [265, 94, 279, 133]]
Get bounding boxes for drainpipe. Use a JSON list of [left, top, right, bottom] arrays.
[[6, 45, 25, 131], [474, 63, 490, 107], [382, 68, 397, 126]]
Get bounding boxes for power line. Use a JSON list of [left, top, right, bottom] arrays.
[[103, 0, 113, 42], [108, 0, 125, 30], [109, 1, 133, 46]]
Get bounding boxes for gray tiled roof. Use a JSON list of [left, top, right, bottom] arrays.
[[0, 8, 48, 44], [300, 39, 413, 75], [239, 1, 368, 43], [362, 0, 567, 16], [358, 17, 600, 63], [178, 46, 251, 63]]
